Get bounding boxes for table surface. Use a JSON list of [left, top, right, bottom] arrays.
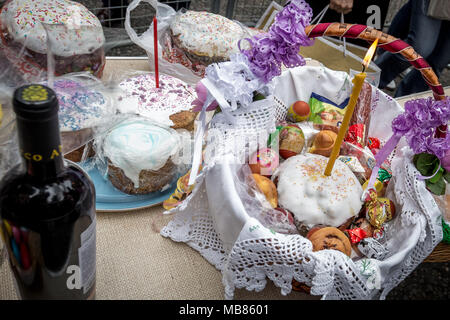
[[0, 58, 449, 300]]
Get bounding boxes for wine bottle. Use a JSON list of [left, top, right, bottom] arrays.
[[0, 84, 96, 300]]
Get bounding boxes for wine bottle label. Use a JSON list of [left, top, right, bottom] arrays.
[[21, 145, 63, 161], [0, 212, 96, 300]]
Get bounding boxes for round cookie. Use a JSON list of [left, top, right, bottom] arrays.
[[116, 73, 197, 130], [102, 118, 180, 194], [307, 227, 352, 257], [0, 0, 105, 77], [275, 153, 363, 229]]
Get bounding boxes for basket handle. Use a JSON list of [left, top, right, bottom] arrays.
[[305, 23, 445, 101]]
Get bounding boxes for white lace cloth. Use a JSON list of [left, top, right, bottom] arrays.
[[160, 66, 444, 300]]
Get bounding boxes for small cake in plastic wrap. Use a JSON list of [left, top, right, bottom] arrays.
[[116, 72, 197, 130], [274, 153, 364, 233], [165, 11, 249, 76], [49, 74, 111, 162], [99, 118, 181, 195], [0, 0, 105, 79]]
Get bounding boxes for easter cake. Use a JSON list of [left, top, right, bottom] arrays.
[[102, 118, 181, 195], [274, 153, 363, 231], [166, 10, 248, 75], [0, 0, 105, 77], [116, 72, 197, 130], [51, 76, 109, 162]]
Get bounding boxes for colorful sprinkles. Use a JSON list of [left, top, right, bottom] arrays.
[[117, 73, 196, 125], [50, 78, 108, 132], [170, 11, 248, 59], [1, 0, 104, 56]]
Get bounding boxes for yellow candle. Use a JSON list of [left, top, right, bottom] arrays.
[[324, 72, 366, 176]]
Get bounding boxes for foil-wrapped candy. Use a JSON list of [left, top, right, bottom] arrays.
[[364, 189, 396, 230]]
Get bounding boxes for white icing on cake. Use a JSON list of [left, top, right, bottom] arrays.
[[0, 0, 104, 56], [275, 153, 363, 228], [117, 73, 195, 127], [102, 119, 180, 187], [170, 11, 247, 59]]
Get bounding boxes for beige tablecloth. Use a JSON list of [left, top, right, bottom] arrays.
[[1, 58, 448, 300]]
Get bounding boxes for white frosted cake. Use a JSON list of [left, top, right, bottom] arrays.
[[0, 0, 105, 76], [274, 153, 363, 229], [116, 73, 196, 129], [102, 118, 180, 194], [170, 11, 247, 62]]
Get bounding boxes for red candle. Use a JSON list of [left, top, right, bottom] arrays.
[[153, 16, 159, 89]]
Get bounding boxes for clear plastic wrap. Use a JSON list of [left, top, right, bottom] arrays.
[[339, 141, 378, 184], [0, 51, 24, 179], [88, 114, 192, 195], [102, 69, 197, 130], [0, 0, 105, 81], [303, 80, 373, 149], [236, 164, 298, 235], [125, 0, 260, 85], [41, 72, 115, 160], [432, 182, 449, 221], [0, 86, 20, 180]]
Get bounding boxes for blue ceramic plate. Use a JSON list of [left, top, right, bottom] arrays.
[[78, 161, 177, 212]]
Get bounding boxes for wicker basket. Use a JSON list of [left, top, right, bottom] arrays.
[[304, 22, 449, 263]]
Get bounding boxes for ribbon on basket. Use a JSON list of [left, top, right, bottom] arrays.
[[364, 97, 450, 197], [188, 75, 244, 186]]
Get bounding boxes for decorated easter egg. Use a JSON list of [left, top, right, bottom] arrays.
[[279, 125, 305, 159], [287, 100, 311, 122], [249, 148, 279, 177]]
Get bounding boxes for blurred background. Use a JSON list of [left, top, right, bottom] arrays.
[[0, 0, 448, 299]]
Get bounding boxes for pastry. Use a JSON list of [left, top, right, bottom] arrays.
[[309, 130, 337, 157], [169, 11, 247, 66], [252, 173, 278, 208], [274, 153, 363, 229], [0, 0, 105, 78], [307, 227, 352, 257], [102, 118, 180, 194], [116, 73, 197, 130]]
